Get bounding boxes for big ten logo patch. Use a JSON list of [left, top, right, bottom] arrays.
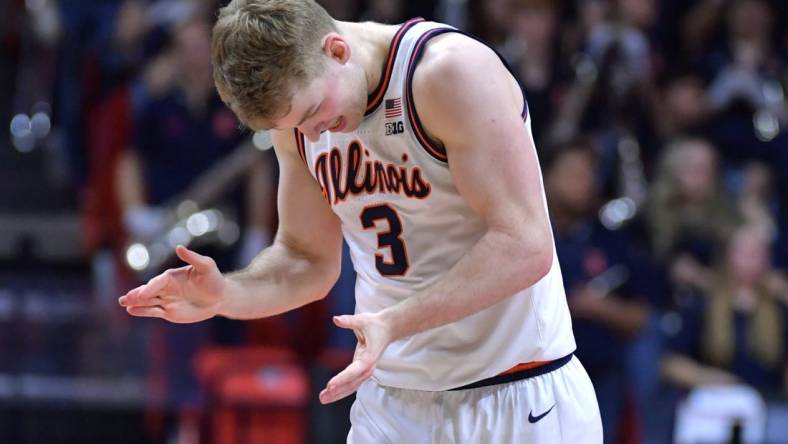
[[386, 121, 404, 136]]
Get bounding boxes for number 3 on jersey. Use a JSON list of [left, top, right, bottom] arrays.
[[360, 204, 409, 276]]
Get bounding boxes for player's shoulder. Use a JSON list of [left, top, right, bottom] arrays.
[[412, 31, 505, 92], [410, 30, 519, 131]]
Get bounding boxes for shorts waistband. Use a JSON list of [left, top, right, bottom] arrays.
[[449, 352, 574, 391]]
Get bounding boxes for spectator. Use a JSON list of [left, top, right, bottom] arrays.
[[655, 73, 713, 142], [705, 0, 787, 165], [677, 0, 727, 62], [506, 0, 567, 145], [360, 0, 406, 23], [733, 161, 779, 241], [645, 138, 739, 271], [117, 17, 275, 418], [662, 224, 788, 394], [545, 141, 652, 444], [544, 0, 665, 171], [119, 18, 272, 251], [584, 0, 657, 96], [317, 0, 362, 21], [467, 0, 513, 52]]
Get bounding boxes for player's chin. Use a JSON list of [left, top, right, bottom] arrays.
[[343, 115, 362, 133]]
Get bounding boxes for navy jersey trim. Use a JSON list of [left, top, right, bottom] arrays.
[[294, 128, 307, 166], [365, 18, 424, 116], [405, 29, 530, 163]]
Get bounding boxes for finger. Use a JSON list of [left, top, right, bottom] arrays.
[[135, 272, 172, 300], [175, 245, 215, 273], [126, 306, 166, 318], [121, 294, 162, 308], [319, 371, 373, 404], [319, 364, 375, 404], [333, 314, 359, 330], [319, 377, 365, 404], [119, 284, 145, 306], [119, 279, 165, 306], [327, 359, 371, 388], [324, 359, 373, 395]]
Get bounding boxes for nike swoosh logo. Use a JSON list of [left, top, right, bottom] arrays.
[[528, 404, 556, 424]]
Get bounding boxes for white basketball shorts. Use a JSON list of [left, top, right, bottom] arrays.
[[347, 355, 603, 443]]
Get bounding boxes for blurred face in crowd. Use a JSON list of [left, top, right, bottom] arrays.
[[115, 0, 149, 51], [728, 0, 772, 41], [580, 0, 609, 30], [674, 140, 717, 204], [484, 0, 514, 33], [665, 76, 710, 130], [727, 227, 770, 286], [547, 148, 598, 217], [512, 5, 557, 51], [740, 162, 772, 199], [618, 0, 656, 29], [366, 0, 404, 23], [318, 0, 359, 21], [175, 21, 213, 78]]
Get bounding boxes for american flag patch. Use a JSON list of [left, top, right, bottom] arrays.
[[385, 98, 402, 118]]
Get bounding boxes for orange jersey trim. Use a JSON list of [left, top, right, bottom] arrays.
[[499, 360, 553, 376], [405, 28, 451, 163], [365, 18, 424, 116]]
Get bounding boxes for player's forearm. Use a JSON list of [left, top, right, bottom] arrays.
[[218, 240, 339, 320], [379, 226, 553, 341]]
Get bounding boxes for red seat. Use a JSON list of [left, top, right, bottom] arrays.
[[193, 346, 309, 444]]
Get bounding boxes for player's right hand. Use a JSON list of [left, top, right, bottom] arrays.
[[118, 245, 226, 323]]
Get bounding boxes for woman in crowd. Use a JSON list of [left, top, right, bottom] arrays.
[[663, 224, 787, 394]]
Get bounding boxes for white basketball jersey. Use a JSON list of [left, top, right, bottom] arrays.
[[295, 19, 576, 391]]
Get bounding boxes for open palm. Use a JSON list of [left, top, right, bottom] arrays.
[[119, 246, 226, 323]]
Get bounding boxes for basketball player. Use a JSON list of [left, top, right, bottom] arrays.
[[119, 1, 602, 441]]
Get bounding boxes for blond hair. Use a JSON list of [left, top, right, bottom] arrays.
[[702, 277, 783, 369], [702, 226, 783, 369], [211, 0, 337, 128]]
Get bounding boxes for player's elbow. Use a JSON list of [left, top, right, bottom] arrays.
[[510, 232, 553, 289], [532, 241, 554, 282], [532, 240, 554, 283], [309, 259, 342, 303]]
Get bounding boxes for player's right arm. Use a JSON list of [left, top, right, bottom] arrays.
[[118, 129, 343, 322]]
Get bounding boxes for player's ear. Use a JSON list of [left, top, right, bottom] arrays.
[[322, 33, 351, 64]]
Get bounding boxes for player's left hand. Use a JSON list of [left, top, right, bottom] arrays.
[[319, 312, 393, 404]]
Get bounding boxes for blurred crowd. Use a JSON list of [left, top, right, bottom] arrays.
[[1, 0, 787, 443]]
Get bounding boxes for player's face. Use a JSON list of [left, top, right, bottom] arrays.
[[274, 59, 367, 142], [218, 34, 368, 140]]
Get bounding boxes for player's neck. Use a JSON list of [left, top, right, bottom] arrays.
[[335, 20, 400, 97]]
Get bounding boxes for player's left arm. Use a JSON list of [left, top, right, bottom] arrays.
[[320, 34, 555, 403], [380, 34, 554, 338]]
